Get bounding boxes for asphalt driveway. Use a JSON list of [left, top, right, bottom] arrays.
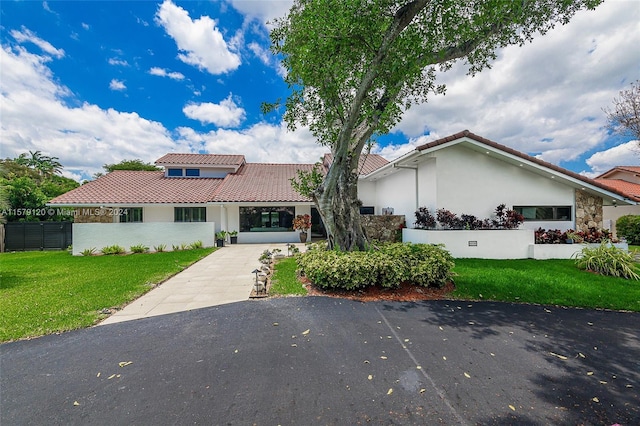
[[2, 297, 639, 425]]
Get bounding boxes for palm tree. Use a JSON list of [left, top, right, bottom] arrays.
[[16, 151, 62, 176]]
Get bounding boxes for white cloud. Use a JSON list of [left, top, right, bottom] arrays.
[[108, 58, 129, 66], [0, 44, 188, 179], [82, 23, 90, 31], [109, 79, 126, 91], [183, 94, 246, 128], [148, 66, 185, 80], [176, 121, 325, 164], [155, 0, 241, 75], [583, 141, 640, 177], [248, 41, 270, 66], [10, 26, 65, 58], [229, 0, 293, 28], [390, 1, 640, 170]]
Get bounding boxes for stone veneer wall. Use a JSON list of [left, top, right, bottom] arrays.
[[361, 215, 405, 242], [575, 190, 603, 231], [74, 207, 116, 224]]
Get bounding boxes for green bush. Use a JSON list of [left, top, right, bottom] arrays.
[[154, 244, 166, 252], [80, 247, 96, 256], [617, 215, 640, 245], [101, 245, 125, 255], [189, 240, 204, 249], [296, 243, 455, 290], [574, 242, 639, 280], [130, 244, 149, 254]]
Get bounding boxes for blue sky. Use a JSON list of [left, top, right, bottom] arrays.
[[1, 0, 639, 182]]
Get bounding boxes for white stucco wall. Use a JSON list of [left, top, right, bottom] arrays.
[[403, 229, 534, 259], [358, 181, 377, 209], [72, 222, 216, 255], [373, 168, 416, 218], [433, 145, 574, 219], [370, 145, 578, 230]]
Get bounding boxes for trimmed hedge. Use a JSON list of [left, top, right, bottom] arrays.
[[616, 215, 640, 245], [296, 243, 455, 290]]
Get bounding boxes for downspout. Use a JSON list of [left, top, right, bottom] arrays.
[[393, 164, 419, 210]]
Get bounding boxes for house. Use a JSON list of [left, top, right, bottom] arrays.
[[49, 130, 636, 256], [594, 166, 640, 238]]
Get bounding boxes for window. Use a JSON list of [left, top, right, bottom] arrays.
[[240, 207, 295, 232], [359, 206, 375, 215], [120, 207, 143, 223], [167, 168, 183, 177], [514, 206, 572, 221], [185, 168, 200, 177], [174, 207, 206, 222]]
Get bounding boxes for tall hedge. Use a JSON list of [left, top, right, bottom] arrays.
[[616, 215, 640, 245]]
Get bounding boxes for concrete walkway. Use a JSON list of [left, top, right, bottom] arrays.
[[99, 243, 293, 325]]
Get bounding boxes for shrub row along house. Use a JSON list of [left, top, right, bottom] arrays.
[[49, 130, 637, 256]]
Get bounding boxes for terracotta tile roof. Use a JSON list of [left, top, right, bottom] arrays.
[[323, 153, 389, 175], [155, 153, 245, 166], [417, 130, 633, 201], [594, 179, 640, 202], [595, 166, 640, 179], [211, 163, 315, 202], [49, 171, 223, 204]]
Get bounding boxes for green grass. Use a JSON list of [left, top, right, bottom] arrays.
[[272, 256, 640, 312], [270, 257, 307, 296], [452, 258, 640, 312], [0, 248, 215, 342]]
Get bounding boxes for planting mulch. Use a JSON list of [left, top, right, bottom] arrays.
[[302, 278, 456, 302]]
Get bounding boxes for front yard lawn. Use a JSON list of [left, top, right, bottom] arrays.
[[275, 257, 640, 312], [452, 258, 640, 312], [0, 249, 215, 342]]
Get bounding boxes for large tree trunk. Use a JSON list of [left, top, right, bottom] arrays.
[[314, 151, 367, 251]]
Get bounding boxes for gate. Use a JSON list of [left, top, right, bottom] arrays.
[[3, 222, 72, 251]]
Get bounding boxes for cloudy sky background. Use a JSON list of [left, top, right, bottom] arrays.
[[1, 0, 639, 182]]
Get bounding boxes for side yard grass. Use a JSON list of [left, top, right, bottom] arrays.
[[452, 258, 640, 312], [0, 248, 215, 342], [273, 256, 640, 312]]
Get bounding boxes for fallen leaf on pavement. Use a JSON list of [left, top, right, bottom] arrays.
[[509, 405, 516, 411], [73, 401, 80, 406], [387, 388, 393, 395], [302, 329, 310, 335], [549, 352, 568, 360], [464, 372, 471, 379], [118, 361, 133, 367]]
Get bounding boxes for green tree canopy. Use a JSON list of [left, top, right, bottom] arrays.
[[103, 159, 161, 172], [0, 158, 79, 221], [268, 0, 603, 250]]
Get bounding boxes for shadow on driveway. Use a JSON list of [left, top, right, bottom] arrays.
[[2, 297, 639, 425]]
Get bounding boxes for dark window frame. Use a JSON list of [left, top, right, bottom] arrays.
[[185, 168, 200, 177], [513, 206, 572, 221], [359, 206, 375, 215], [174, 207, 207, 222], [239, 206, 295, 232], [120, 207, 143, 223], [167, 168, 183, 177]]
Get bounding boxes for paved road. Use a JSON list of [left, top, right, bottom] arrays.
[[2, 297, 639, 425]]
